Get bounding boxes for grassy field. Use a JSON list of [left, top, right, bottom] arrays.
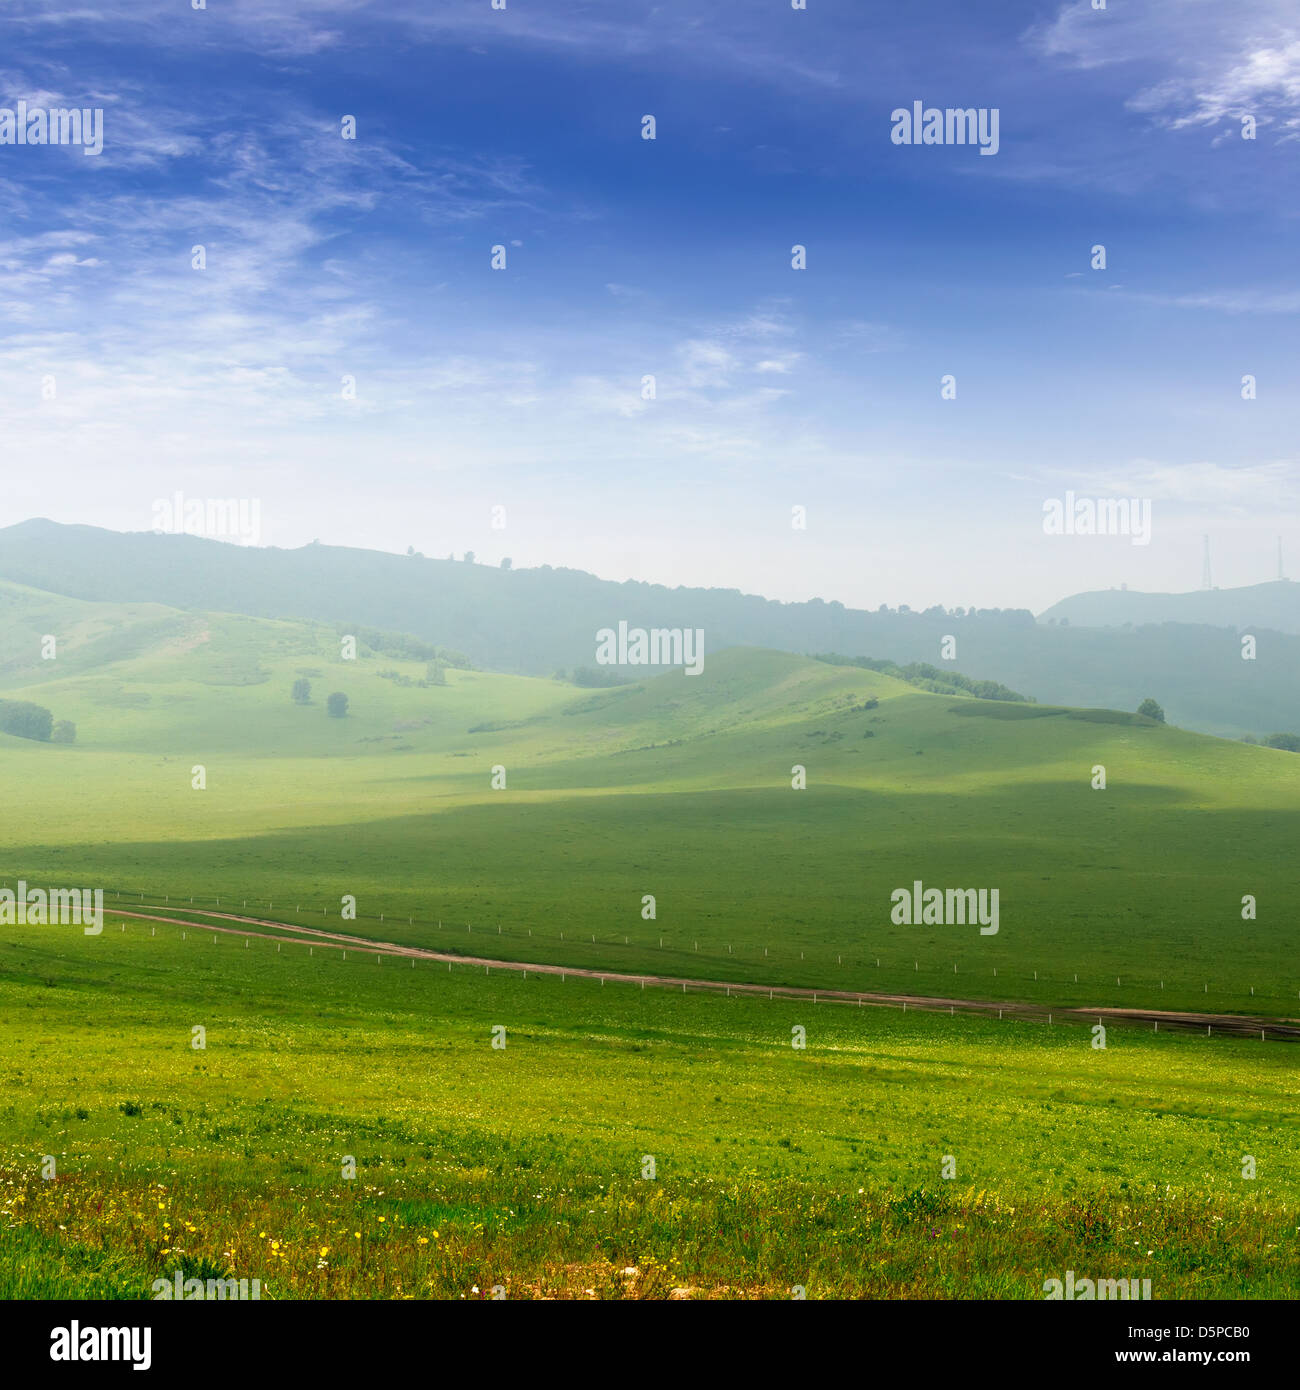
[[1, 914, 1296, 1299], [2, 581, 1297, 1016], [2, 581, 1297, 1300]]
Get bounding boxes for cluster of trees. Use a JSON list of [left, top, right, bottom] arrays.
[[420, 552, 511, 568], [814, 655, 1031, 703], [290, 681, 348, 717], [0, 699, 75, 743], [867, 604, 1036, 623], [336, 624, 470, 669], [1241, 731, 1300, 751], [0, 700, 52, 740], [288, 624, 469, 713], [376, 660, 448, 688]]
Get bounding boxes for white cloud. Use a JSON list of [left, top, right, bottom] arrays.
[[675, 339, 737, 390], [3, 1, 847, 90], [1030, 1, 1300, 139]]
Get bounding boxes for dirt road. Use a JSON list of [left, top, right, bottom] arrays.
[[104, 905, 1300, 1041]]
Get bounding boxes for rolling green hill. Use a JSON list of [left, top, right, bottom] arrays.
[[2, 581, 1296, 1018], [2, 519, 1298, 736]]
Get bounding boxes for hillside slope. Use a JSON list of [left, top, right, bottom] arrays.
[[0, 586, 1296, 1016], [2, 520, 1297, 737]]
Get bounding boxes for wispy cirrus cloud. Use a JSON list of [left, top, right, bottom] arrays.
[[1119, 287, 1300, 314], [3, 0, 847, 88], [1029, 0, 1300, 140]]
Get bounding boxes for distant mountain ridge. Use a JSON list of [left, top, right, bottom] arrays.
[[1040, 580, 1300, 635], [0, 519, 1297, 738]]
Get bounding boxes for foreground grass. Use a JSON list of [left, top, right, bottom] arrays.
[[0, 918, 1295, 1298]]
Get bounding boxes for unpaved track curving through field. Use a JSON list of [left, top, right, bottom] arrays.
[[107, 907, 1300, 1041]]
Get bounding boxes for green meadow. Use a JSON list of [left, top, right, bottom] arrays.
[[2, 580, 1298, 1299], [2, 580, 1297, 1016], [0, 916, 1296, 1299]]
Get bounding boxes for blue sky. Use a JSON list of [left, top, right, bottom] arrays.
[[1, 0, 1298, 609]]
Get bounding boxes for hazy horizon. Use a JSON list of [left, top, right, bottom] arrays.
[[5, 512, 1297, 620]]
